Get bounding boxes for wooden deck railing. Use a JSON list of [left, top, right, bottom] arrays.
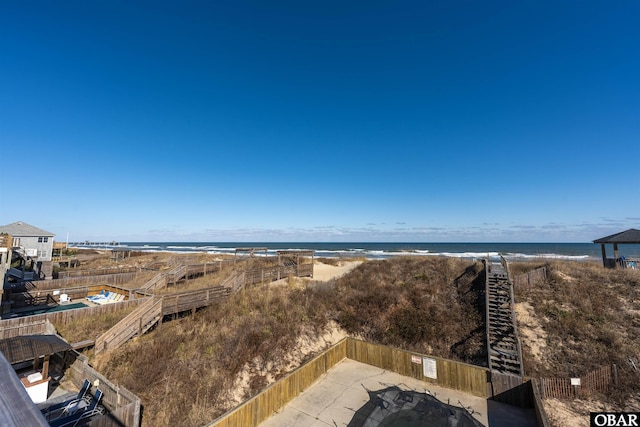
[[94, 262, 313, 354], [95, 286, 231, 354], [161, 286, 231, 316], [139, 262, 225, 291], [140, 272, 167, 291], [221, 270, 245, 291]]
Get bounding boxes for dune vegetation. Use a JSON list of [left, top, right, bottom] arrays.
[[55, 252, 640, 426], [512, 261, 640, 405]]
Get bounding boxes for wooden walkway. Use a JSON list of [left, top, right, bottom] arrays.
[[95, 260, 313, 355], [485, 260, 524, 377]]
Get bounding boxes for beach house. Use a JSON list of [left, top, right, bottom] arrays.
[[0, 221, 55, 279]]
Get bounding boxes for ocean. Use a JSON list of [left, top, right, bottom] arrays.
[[68, 242, 640, 262]]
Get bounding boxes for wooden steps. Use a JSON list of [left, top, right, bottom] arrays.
[[93, 262, 312, 355], [485, 260, 524, 377], [95, 297, 163, 355]]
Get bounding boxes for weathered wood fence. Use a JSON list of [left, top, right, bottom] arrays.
[[513, 266, 547, 290], [34, 272, 143, 289], [209, 338, 550, 427], [209, 339, 348, 427], [0, 299, 146, 333], [0, 319, 55, 339], [57, 267, 139, 279], [68, 353, 141, 427], [538, 365, 613, 399], [347, 338, 490, 397], [7, 283, 136, 308]]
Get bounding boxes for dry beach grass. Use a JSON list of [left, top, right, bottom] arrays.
[[53, 252, 640, 426]]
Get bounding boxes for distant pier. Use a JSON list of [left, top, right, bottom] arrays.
[[71, 241, 121, 247]]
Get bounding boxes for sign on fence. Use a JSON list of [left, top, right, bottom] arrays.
[[423, 357, 437, 379]]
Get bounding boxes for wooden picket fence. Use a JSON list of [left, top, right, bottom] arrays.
[[538, 365, 612, 399]]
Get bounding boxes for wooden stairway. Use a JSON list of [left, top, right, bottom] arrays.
[[485, 260, 524, 377], [95, 297, 163, 355], [93, 263, 312, 355]]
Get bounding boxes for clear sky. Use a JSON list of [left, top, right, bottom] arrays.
[[1, 1, 638, 242]]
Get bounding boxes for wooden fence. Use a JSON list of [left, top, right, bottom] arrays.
[[0, 299, 146, 332], [68, 353, 141, 427], [209, 339, 347, 427], [538, 365, 612, 399], [57, 267, 139, 279], [7, 283, 136, 308], [346, 338, 490, 397], [0, 318, 55, 339], [210, 337, 551, 427], [513, 267, 547, 290], [210, 338, 551, 427], [34, 272, 142, 289]]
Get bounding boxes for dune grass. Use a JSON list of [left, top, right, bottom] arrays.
[[514, 261, 640, 405], [90, 257, 485, 426], [54, 304, 139, 344], [68, 256, 640, 426]]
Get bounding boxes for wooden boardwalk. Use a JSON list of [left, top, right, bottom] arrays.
[[95, 260, 313, 355], [485, 260, 524, 378]]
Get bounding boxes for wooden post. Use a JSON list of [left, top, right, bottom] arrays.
[[613, 243, 619, 268], [42, 355, 50, 379]]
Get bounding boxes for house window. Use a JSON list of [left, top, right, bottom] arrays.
[[38, 237, 43, 242], [38, 250, 47, 258], [44, 237, 48, 243]]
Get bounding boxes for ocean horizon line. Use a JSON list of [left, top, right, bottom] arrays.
[[67, 241, 640, 261]]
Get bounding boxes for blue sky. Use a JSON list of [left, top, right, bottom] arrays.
[[1, 1, 638, 242]]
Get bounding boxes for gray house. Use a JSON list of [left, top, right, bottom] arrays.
[[0, 221, 55, 278]]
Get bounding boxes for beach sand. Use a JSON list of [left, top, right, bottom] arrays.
[[309, 260, 362, 281]]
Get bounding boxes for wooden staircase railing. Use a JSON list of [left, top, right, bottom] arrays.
[[140, 273, 167, 291], [95, 297, 163, 355], [94, 263, 314, 354]]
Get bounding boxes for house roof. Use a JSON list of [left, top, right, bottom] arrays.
[[593, 228, 640, 244], [0, 222, 54, 238], [0, 335, 71, 365], [0, 352, 48, 427]]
